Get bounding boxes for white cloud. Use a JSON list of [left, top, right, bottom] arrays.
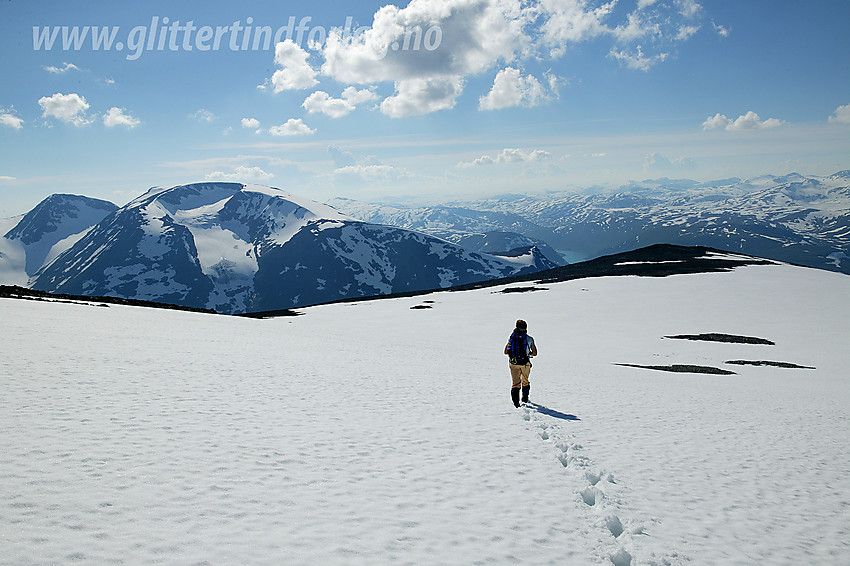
[[321, 0, 522, 85], [712, 21, 730, 37], [381, 76, 464, 118], [702, 111, 785, 131], [103, 107, 140, 129], [334, 164, 404, 182], [241, 118, 261, 133], [320, 0, 523, 116], [828, 103, 850, 124], [458, 147, 552, 167], [540, 0, 613, 56], [268, 118, 315, 136], [205, 165, 274, 182], [479, 67, 548, 110], [611, 12, 660, 44], [701, 112, 730, 131], [644, 152, 696, 170], [677, 0, 703, 19], [44, 62, 80, 74], [303, 87, 377, 119], [267, 40, 318, 92], [0, 108, 24, 130], [676, 25, 699, 41], [608, 45, 667, 71], [190, 109, 216, 123], [341, 86, 379, 106], [251, 0, 711, 118], [38, 92, 92, 126], [303, 92, 349, 118]]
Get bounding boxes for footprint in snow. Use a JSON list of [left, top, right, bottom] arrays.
[[605, 515, 624, 538]]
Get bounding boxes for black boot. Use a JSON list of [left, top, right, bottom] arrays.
[[521, 385, 530, 404], [511, 388, 520, 408]]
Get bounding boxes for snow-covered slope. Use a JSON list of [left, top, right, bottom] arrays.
[[0, 194, 118, 285], [29, 183, 556, 313], [2, 255, 848, 564]]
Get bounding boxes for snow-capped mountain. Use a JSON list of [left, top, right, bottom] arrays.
[[327, 198, 567, 265], [0, 194, 118, 286], [330, 171, 850, 274], [27, 183, 556, 313]]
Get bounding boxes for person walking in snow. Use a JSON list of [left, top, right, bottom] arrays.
[[505, 319, 537, 407]]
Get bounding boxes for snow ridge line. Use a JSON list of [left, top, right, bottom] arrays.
[[520, 403, 682, 565]]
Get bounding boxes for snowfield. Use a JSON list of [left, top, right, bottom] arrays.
[[1, 262, 848, 565]]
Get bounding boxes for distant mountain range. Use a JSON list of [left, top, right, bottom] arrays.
[[2, 172, 847, 313], [0, 183, 556, 313], [329, 171, 850, 274]]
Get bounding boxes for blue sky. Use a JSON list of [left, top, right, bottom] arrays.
[[1, 0, 849, 216]]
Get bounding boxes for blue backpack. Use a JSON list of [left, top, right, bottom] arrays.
[[507, 331, 530, 365]]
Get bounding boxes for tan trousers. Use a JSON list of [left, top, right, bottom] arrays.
[[510, 363, 531, 389]]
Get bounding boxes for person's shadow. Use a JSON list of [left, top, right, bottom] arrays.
[[526, 402, 579, 421]]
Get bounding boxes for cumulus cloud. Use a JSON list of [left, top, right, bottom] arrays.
[[258, 0, 710, 117], [205, 165, 274, 182], [458, 147, 552, 167], [319, 0, 521, 117], [702, 111, 784, 131], [341, 86, 380, 106], [38, 92, 92, 126], [828, 103, 850, 124], [44, 62, 80, 74], [381, 76, 465, 118], [0, 108, 24, 130], [479, 67, 549, 110], [321, 0, 521, 85], [103, 107, 140, 129], [303, 87, 378, 118], [268, 118, 315, 136], [644, 152, 696, 170], [303, 91, 351, 117], [268, 40, 318, 92], [241, 117, 261, 130]]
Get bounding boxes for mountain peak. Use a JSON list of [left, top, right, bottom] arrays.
[[28, 182, 555, 313]]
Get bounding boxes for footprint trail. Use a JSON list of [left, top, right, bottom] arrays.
[[519, 402, 683, 565]]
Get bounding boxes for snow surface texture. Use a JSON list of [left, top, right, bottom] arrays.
[[1, 262, 848, 564]]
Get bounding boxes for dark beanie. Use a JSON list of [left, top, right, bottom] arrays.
[[515, 319, 527, 330]]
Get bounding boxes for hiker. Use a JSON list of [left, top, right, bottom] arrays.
[[505, 319, 537, 407]]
